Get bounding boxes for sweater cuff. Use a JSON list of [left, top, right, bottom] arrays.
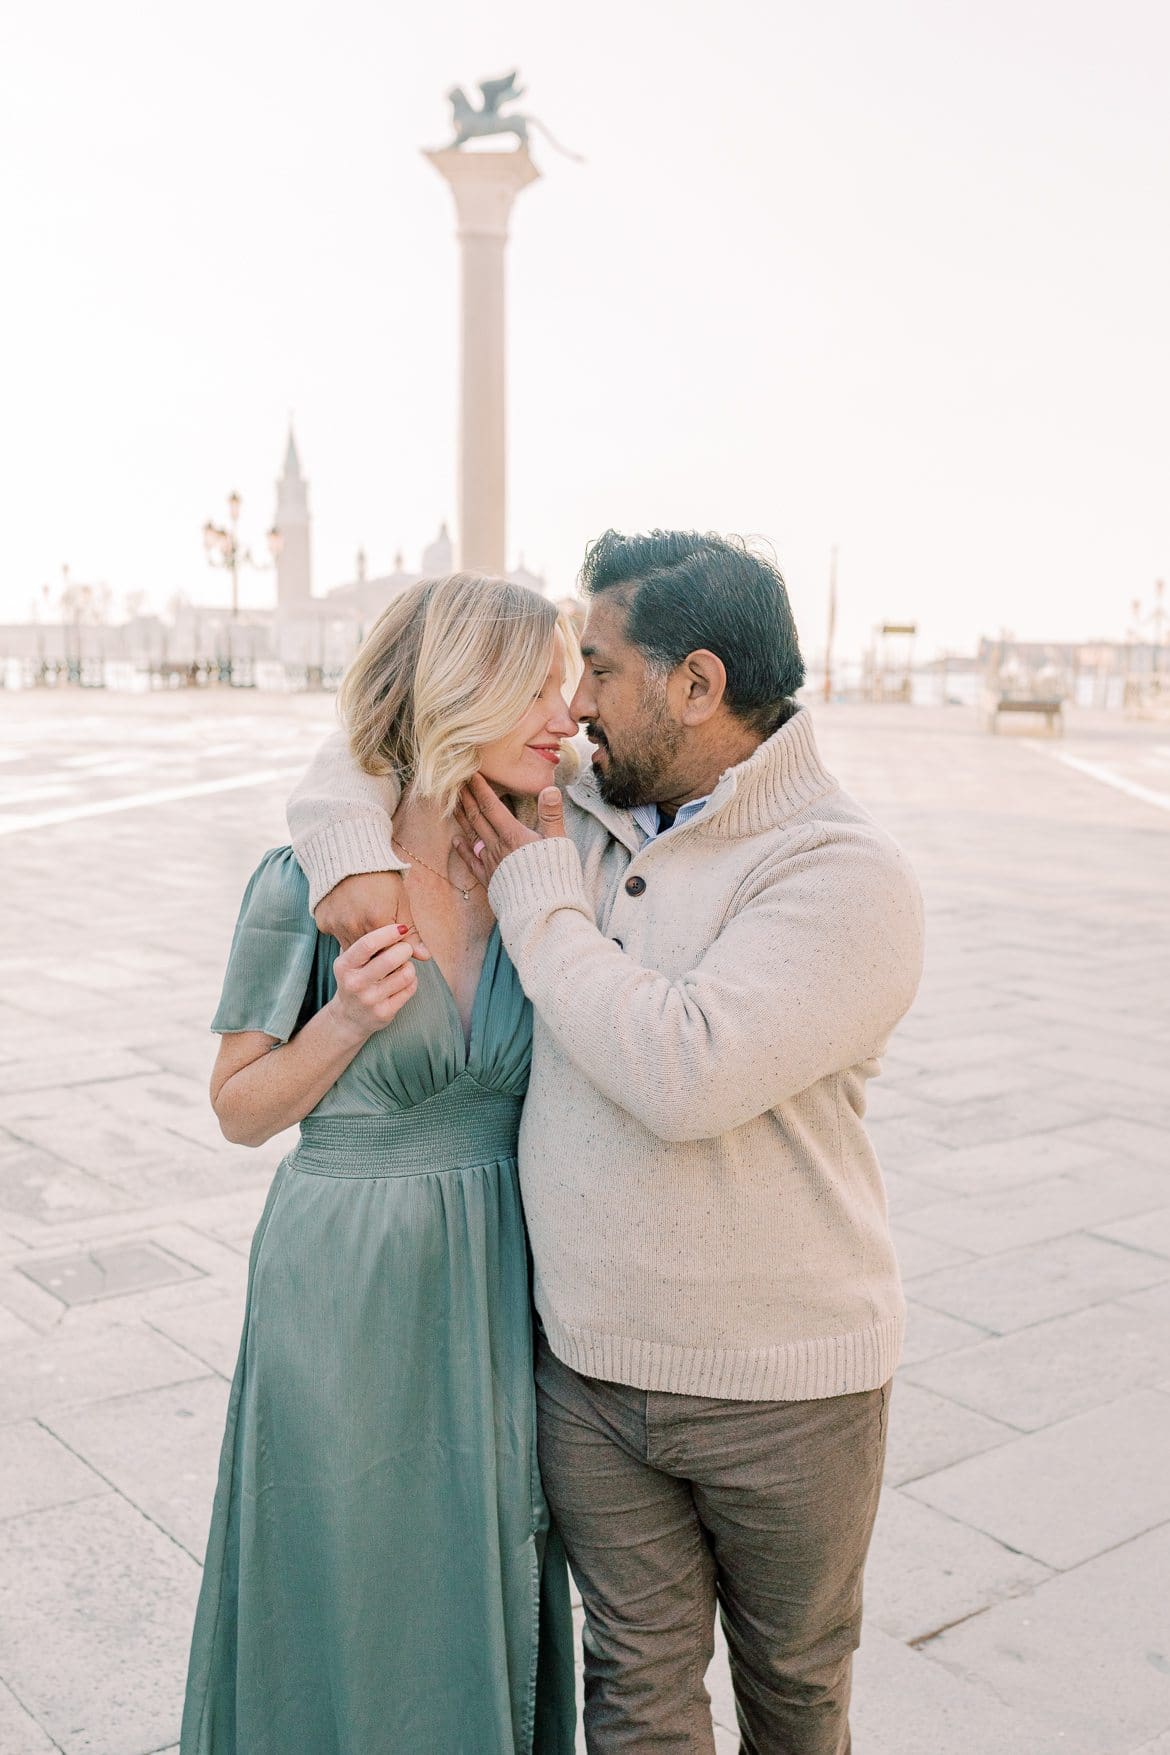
[[292, 817, 406, 912], [488, 836, 590, 930]]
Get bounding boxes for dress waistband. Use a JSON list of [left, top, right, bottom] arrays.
[[289, 1088, 522, 1178]]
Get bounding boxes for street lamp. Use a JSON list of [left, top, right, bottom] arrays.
[[202, 491, 283, 621]]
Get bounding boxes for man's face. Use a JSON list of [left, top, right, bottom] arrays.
[[569, 593, 682, 809]]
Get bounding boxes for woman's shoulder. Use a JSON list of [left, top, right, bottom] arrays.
[[236, 845, 314, 930], [211, 848, 321, 1042]]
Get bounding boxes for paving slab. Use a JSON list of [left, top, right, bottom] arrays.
[[892, 1129, 1112, 1199], [903, 1298, 1170, 1429], [0, 1141, 137, 1229], [0, 1048, 159, 1097], [891, 1225, 977, 1281], [86, 1074, 227, 1153], [864, 1487, 1050, 1642], [905, 1389, 1170, 1569], [872, 1166, 950, 1217], [45, 1376, 228, 1560], [0, 1494, 197, 1755], [0, 1420, 109, 1522], [897, 1160, 1170, 1256], [894, 1058, 1049, 1108], [851, 1625, 1075, 1755], [898, 1090, 1096, 1150], [0, 1681, 57, 1754], [1094, 1206, 1170, 1258], [898, 1300, 991, 1367], [0, 1324, 209, 1424], [17, 1239, 205, 1307], [922, 1523, 1170, 1755], [907, 1231, 1170, 1332], [1053, 1114, 1170, 1168], [863, 1116, 959, 1180], [883, 1381, 1017, 1486], [145, 1293, 246, 1379]]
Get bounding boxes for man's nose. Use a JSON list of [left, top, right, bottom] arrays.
[[569, 679, 593, 722]]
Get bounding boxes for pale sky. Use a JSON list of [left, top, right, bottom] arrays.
[[2, 0, 1167, 660]]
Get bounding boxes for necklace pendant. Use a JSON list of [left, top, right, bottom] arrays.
[[461, 888, 470, 902]]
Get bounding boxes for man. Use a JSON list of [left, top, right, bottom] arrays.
[[287, 530, 924, 1754]]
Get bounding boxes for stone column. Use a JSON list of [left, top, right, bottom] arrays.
[[424, 146, 540, 575]]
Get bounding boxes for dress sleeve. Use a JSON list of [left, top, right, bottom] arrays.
[[211, 847, 323, 1042]]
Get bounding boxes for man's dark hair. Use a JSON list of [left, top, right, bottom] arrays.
[[579, 529, 805, 735]]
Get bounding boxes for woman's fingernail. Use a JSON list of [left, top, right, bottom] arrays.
[[398, 923, 409, 935]]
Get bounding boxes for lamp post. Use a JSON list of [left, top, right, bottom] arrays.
[[202, 491, 283, 621], [823, 546, 838, 705], [1130, 581, 1167, 689]]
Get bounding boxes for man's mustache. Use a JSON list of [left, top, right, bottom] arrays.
[[586, 726, 609, 750]]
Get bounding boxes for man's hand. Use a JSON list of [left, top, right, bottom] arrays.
[[453, 776, 566, 886], [314, 871, 429, 960]]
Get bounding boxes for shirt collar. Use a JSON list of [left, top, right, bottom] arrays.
[[631, 794, 712, 843]]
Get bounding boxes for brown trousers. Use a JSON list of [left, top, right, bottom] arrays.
[[535, 1334, 889, 1754]]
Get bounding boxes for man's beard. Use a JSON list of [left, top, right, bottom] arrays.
[[588, 700, 682, 811]]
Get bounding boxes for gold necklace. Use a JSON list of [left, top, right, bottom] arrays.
[[391, 836, 481, 903]]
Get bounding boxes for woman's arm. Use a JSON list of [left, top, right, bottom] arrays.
[[211, 924, 424, 1146]]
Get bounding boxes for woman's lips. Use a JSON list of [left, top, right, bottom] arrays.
[[528, 745, 561, 765]]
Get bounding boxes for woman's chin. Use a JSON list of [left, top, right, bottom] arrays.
[[479, 763, 548, 798]]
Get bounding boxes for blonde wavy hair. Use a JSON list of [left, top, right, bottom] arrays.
[[338, 572, 579, 818]]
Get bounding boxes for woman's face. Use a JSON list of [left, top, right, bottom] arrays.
[[477, 634, 578, 796]]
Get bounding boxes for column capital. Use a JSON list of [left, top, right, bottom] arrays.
[[423, 145, 541, 240]]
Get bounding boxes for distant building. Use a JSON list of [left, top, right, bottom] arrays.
[[272, 425, 505, 627], [274, 426, 312, 616]]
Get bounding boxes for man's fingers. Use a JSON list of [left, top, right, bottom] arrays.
[[537, 786, 565, 836], [452, 835, 489, 884], [315, 871, 405, 945], [465, 773, 512, 826]]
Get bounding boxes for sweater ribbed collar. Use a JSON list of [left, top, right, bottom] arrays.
[[568, 707, 837, 845]]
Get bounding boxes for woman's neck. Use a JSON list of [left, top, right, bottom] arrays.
[[393, 789, 455, 861]]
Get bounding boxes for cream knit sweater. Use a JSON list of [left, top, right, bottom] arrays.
[[287, 710, 924, 1401]]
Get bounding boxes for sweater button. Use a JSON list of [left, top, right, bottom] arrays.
[[624, 875, 647, 896]]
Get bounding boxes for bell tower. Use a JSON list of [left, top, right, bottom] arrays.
[[274, 424, 312, 613]]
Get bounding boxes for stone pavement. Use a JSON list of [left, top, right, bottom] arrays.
[[0, 690, 1167, 1755]]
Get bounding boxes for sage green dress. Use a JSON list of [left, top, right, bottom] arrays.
[[181, 848, 576, 1755]]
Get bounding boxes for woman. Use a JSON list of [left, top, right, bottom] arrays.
[[181, 574, 579, 1755]]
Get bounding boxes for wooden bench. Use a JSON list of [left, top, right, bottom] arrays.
[[989, 696, 1064, 734]]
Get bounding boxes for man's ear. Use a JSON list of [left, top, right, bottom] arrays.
[[674, 650, 727, 726]]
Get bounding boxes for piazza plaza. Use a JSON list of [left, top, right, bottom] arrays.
[[0, 688, 1167, 1753]]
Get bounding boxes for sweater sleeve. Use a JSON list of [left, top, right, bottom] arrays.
[[286, 730, 406, 910], [488, 832, 925, 1143]]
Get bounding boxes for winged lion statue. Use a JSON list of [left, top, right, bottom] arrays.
[[444, 71, 583, 160]]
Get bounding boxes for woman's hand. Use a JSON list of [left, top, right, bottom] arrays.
[[327, 924, 425, 1043]]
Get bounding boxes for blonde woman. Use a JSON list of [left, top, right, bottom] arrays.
[[181, 575, 578, 1755]]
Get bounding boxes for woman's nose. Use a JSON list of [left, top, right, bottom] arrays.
[[548, 697, 578, 737]]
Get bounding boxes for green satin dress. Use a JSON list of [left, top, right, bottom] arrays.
[[181, 848, 576, 1755]]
